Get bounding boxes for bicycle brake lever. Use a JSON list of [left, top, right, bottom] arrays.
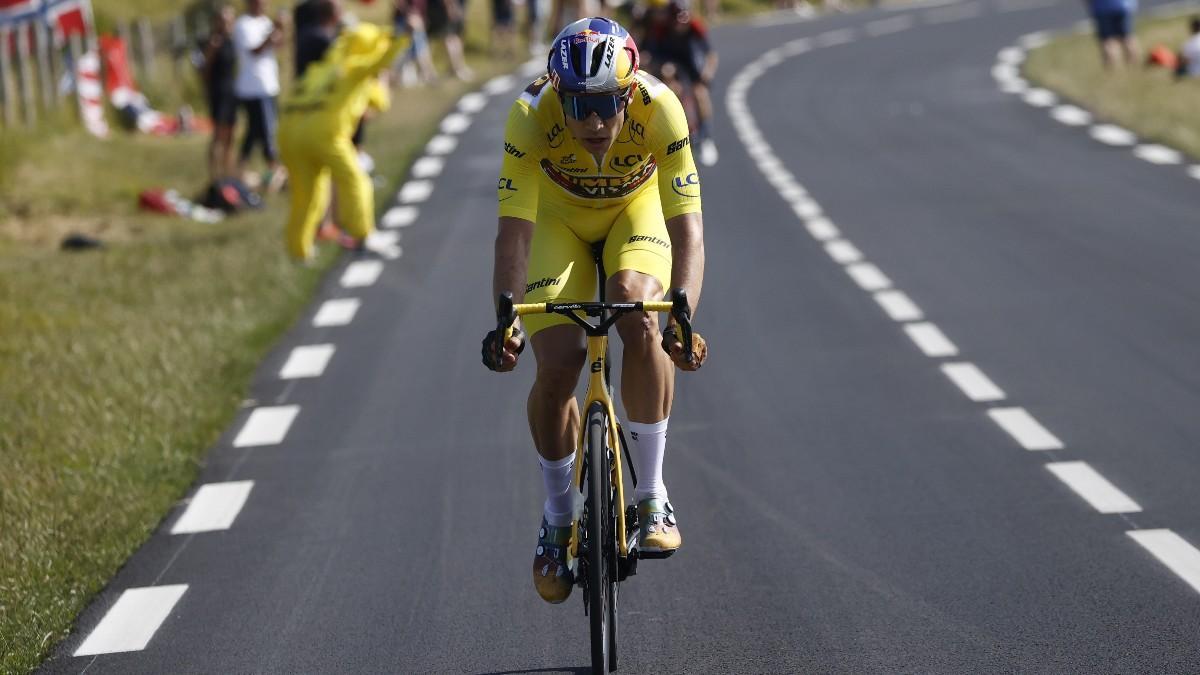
[[496, 292, 516, 368], [669, 288, 694, 365]]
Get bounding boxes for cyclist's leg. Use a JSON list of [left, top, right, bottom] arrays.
[[526, 215, 596, 602], [604, 191, 681, 550], [603, 190, 673, 426]]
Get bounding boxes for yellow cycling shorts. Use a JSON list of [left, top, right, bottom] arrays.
[[523, 187, 673, 337]]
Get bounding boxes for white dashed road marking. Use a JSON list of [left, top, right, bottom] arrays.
[[903, 322, 959, 357], [940, 362, 1006, 402], [987, 407, 1063, 450], [805, 217, 840, 241], [381, 206, 419, 229], [233, 405, 300, 448], [312, 298, 360, 327], [425, 134, 458, 155], [340, 260, 384, 288], [398, 180, 435, 204], [411, 156, 446, 178], [1046, 462, 1142, 514], [1050, 104, 1091, 126], [1133, 144, 1182, 165], [825, 239, 863, 264], [845, 262, 892, 291], [1127, 530, 1200, 595], [873, 290, 924, 322], [170, 481, 255, 534], [439, 112, 472, 135], [1022, 88, 1057, 107], [74, 585, 188, 656], [279, 344, 336, 379], [1090, 124, 1136, 147], [457, 92, 488, 113], [814, 28, 855, 47], [483, 75, 516, 95]]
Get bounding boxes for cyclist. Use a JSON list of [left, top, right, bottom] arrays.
[[483, 17, 708, 604], [640, 0, 718, 166]]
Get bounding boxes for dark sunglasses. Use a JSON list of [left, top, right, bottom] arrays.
[[560, 92, 628, 121]]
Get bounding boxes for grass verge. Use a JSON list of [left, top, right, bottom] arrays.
[[1023, 12, 1200, 159], [0, 9, 519, 674]]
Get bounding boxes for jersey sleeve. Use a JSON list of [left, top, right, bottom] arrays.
[[497, 97, 542, 222], [651, 89, 702, 220]]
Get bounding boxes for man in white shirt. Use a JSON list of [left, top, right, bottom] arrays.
[[1182, 17, 1200, 77], [233, 0, 284, 187]]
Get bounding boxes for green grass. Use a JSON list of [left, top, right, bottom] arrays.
[[0, 7, 519, 672], [1024, 13, 1200, 159]]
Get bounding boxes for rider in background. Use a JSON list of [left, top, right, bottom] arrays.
[[640, 0, 719, 166]]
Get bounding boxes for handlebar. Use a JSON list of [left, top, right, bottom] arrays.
[[495, 288, 694, 362]]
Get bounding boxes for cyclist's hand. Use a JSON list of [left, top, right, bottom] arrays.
[[661, 326, 707, 371], [482, 327, 526, 372]]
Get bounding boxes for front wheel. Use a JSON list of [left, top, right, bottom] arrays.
[[585, 404, 613, 673]]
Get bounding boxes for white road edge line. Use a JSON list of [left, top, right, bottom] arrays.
[[1046, 461, 1142, 514], [1127, 529, 1200, 595], [279, 344, 336, 379], [312, 298, 360, 327], [824, 239, 863, 264], [940, 362, 1006, 402], [170, 481, 255, 534], [233, 405, 300, 448], [381, 206, 419, 229], [987, 406, 1063, 450], [74, 585, 188, 656]]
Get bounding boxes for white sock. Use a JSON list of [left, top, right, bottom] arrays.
[[627, 417, 669, 502], [540, 453, 576, 526]]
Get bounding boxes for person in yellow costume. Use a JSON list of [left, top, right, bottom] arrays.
[[279, 23, 409, 261]]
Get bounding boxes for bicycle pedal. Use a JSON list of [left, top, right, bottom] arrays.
[[634, 548, 676, 560]]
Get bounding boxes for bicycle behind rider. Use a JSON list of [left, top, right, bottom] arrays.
[[483, 17, 708, 604], [639, 0, 719, 166]]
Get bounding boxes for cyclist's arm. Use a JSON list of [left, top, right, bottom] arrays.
[[493, 216, 534, 314], [494, 94, 544, 321], [665, 212, 704, 318]]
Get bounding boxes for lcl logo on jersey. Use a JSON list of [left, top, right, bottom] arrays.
[[498, 178, 518, 191], [619, 119, 645, 146], [609, 154, 644, 171], [672, 172, 700, 198], [547, 123, 566, 149]]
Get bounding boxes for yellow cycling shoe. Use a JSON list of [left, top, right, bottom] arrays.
[[532, 517, 575, 604], [637, 498, 681, 554]]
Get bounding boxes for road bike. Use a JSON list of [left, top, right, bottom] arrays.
[[494, 248, 695, 673]]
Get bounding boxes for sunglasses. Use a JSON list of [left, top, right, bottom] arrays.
[[560, 92, 629, 121]]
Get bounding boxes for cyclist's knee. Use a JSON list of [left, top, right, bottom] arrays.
[[616, 311, 659, 354], [532, 326, 586, 395]]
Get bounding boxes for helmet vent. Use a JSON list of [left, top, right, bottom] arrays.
[[588, 39, 607, 78]]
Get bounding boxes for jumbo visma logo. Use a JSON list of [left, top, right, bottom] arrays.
[[672, 172, 700, 198]]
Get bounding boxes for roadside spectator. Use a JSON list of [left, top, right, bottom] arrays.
[[202, 5, 238, 184], [1087, 0, 1139, 69], [426, 0, 474, 80], [234, 0, 285, 190], [279, 23, 407, 261], [1181, 16, 1200, 77], [294, 0, 342, 77], [393, 0, 438, 85], [491, 0, 517, 57]]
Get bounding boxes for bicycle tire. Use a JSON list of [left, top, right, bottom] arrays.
[[585, 403, 611, 673]]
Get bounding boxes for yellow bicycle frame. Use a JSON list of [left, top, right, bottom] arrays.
[[510, 301, 674, 560]]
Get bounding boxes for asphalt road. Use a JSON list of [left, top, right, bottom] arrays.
[[44, 1, 1200, 672]]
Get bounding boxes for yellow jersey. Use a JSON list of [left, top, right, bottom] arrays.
[[497, 72, 703, 226]]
